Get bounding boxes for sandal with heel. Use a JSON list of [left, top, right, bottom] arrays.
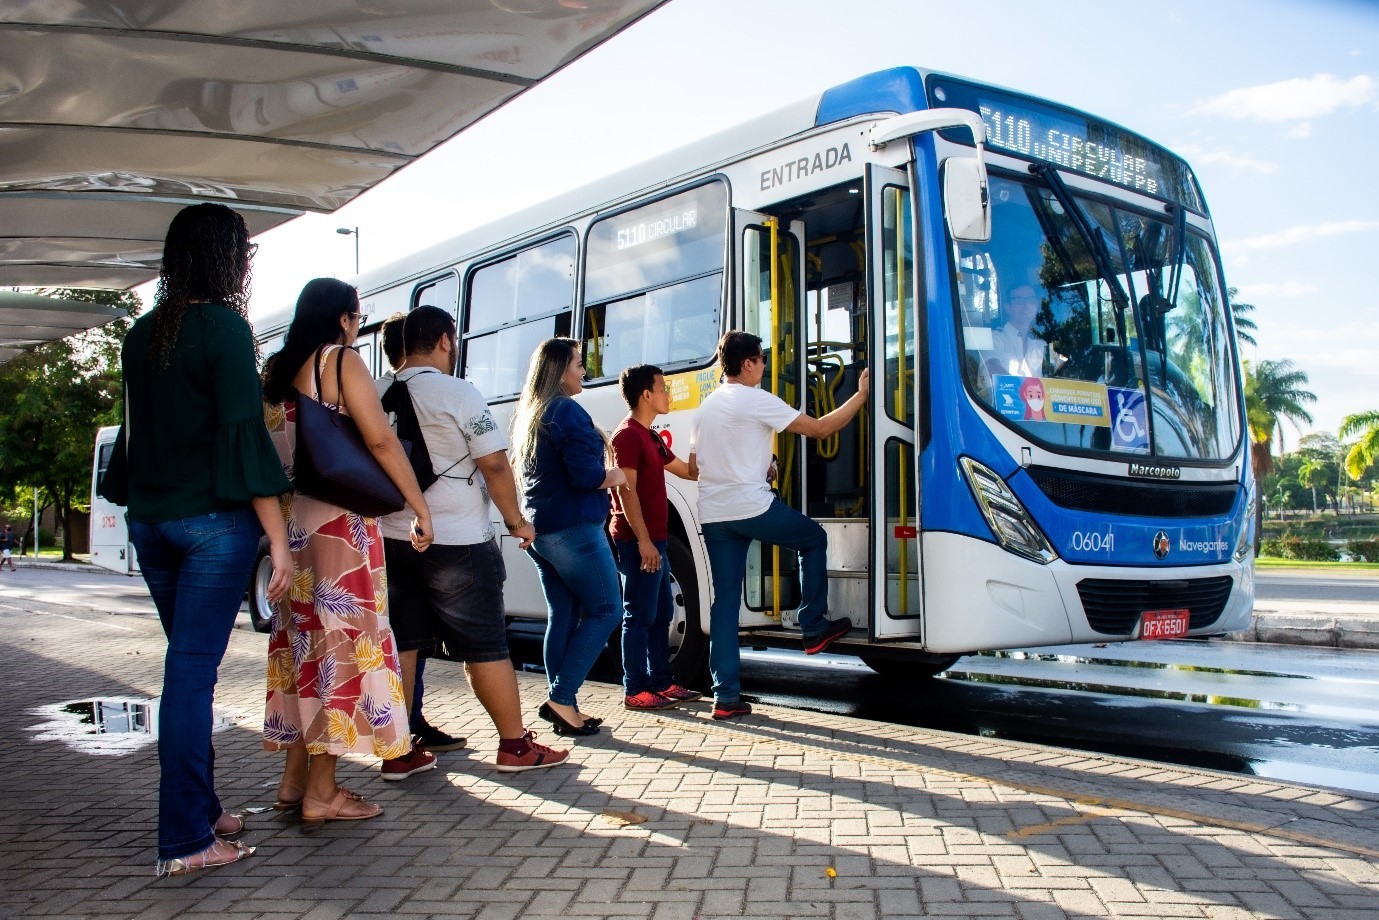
[[538, 702, 598, 737]]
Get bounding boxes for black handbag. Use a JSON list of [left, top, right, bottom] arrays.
[[293, 346, 406, 517]]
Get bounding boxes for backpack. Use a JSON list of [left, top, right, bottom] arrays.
[[381, 375, 438, 493]]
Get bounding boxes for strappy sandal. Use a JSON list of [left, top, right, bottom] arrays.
[[214, 811, 245, 838], [301, 787, 382, 824], [155, 838, 254, 878]]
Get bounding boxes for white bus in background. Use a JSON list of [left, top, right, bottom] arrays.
[[90, 425, 137, 576]]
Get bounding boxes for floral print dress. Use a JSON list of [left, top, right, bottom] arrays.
[[261, 349, 411, 760]]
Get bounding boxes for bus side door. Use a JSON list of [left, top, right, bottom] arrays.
[[735, 209, 808, 629], [866, 164, 924, 641]]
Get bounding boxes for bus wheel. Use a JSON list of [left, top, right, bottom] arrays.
[[667, 535, 708, 688], [861, 652, 958, 680], [247, 539, 275, 633]]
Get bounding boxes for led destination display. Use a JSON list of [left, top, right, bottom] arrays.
[[928, 76, 1205, 213]]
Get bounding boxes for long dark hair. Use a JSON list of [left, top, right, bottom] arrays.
[[261, 278, 359, 405], [149, 203, 254, 368]]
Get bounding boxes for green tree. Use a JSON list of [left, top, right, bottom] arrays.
[[1339, 409, 1379, 481], [1243, 358, 1317, 482], [1228, 287, 1258, 347], [0, 289, 139, 559]]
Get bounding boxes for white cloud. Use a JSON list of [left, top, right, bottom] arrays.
[[1234, 281, 1319, 300], [1189, 74, 1375, 122], [1176, 144, 1276, 174], [1221, 220, 1379, 258]]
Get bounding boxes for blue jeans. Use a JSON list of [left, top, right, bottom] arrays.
[[128, 508, 262, 861], [615, 539, 673, 696], [702, 497, 828, 704], [528, 522, 621, 707]]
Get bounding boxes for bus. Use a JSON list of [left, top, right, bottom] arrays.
[[258, 65, 1254, 678]]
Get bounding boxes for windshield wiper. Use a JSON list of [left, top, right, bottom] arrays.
[[1032, 164, 1131, 313]]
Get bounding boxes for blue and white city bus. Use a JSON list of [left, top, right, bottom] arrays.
[[262, 66, 1256, 679]]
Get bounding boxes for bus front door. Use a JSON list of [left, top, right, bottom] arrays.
[[866, 164, 924, 641], [736, 211, 807, 629]]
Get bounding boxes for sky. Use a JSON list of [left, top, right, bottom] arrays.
[[183, 0, 1379, 447]]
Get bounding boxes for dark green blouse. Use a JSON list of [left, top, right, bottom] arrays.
[[122, 302, 291, 523]]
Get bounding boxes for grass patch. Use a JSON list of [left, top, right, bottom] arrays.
[[1256, 557, 1379, 573]]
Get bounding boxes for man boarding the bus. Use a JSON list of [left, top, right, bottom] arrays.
[[378, 306, 569, 773], [689, 331, 869, 720], [610, 365, 701, 711]]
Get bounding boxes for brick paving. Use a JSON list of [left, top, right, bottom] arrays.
[[1, 587, 1377, 918]]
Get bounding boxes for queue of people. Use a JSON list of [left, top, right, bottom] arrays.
[[119, 204, 869, 878]]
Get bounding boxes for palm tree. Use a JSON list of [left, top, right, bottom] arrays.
[[1228, 287, 1258, 348], [1339, 410, 1379, 480], [1297, 456, 1326, 514], [1243, 358, 1317, 481]]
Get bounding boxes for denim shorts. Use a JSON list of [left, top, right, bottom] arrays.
[[384, 537, 509, 663]]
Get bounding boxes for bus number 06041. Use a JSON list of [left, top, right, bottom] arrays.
[[1070, 531, 1114, 552]]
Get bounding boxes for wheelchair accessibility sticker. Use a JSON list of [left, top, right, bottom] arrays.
[[1108, 387, 1149, 452]]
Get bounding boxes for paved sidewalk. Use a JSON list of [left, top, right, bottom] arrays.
[[3, 586, 1379, 918]]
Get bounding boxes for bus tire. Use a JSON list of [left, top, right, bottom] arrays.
[[247, 537, 275, 633], [861, 652, 958, 680], [667, 534, 708, 688]]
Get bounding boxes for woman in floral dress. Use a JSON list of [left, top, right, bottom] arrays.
[[260, 278, 433, 823]]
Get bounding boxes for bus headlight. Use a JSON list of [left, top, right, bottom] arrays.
[[1234, 480, 1257, 563], [960, 457, 1058, 564]]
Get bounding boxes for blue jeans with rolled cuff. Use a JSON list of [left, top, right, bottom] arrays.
[[702, 497, 828, 705], [527, 521, 622, 708], [128, 507, 262, 861], [615, 539, 674, 696]]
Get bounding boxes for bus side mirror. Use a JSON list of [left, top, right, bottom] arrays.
[[944, 157, 991, 243]]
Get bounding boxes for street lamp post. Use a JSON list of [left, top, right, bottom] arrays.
[[336, 226, 359, 275]]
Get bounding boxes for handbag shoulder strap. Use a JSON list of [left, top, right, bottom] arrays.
[[311, 344, 346, 407]]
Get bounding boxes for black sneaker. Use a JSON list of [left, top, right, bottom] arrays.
[[711, 700, 753, 721], [412, 722, 467, 753], [803, 618, 852, 655]]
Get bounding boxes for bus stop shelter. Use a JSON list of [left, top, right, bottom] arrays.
[[0, 1, 668, 337]]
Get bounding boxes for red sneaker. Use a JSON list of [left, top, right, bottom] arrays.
[[495, 731, 569, 773], [381, 744, 437, 781], [711, 700, 753, 721], [624, 690, 679, 710], [657, 684, 704, 703]]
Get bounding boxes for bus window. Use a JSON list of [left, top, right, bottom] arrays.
[[462, 235, 576, 398], [582, 183, 727, 379], [581, 275, 720, 381], [467, 236, 575, 334], [414, 273, 459, 318], [463, 314, 571, 400], [356, 338, 376, 377]]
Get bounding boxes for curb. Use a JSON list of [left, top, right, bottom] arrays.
[[1223, 611, 1379, 650]]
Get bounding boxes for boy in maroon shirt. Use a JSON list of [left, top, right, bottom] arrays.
[[610, 365, 702, 709]]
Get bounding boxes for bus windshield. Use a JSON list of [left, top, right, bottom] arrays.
[[955, 173, 1240, 462]]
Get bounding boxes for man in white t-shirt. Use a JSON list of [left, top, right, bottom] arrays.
[[689, 331, 869, 720], [378, 306, 567, 776]]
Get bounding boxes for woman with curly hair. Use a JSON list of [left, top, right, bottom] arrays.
[[260, 278, 434, 824], [511, 337, 625, 736], [119, 203, 294, 877]]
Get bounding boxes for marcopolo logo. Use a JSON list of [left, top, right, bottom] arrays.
[[1152, 530, 1170, 560], [1129, 462, 1181, 480]]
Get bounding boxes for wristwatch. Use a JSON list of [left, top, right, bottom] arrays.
[[505, 517, 530, 533]]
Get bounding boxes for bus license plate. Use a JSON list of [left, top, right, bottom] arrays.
[[1140, 608, 1189, 640]]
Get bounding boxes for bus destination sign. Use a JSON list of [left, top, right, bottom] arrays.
[[927, 76, 1204, 213]]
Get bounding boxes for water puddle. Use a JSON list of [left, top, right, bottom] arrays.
[[29, 698, 235, 756]]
